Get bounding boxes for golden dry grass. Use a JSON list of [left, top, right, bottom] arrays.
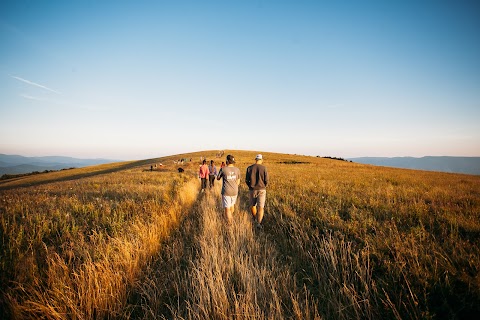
[[1, 150, 479, 319], [130, 185, 321, 319], [232, 150, 480, 319], [1, 159, 199, 319]]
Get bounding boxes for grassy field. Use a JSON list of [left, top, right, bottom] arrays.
[[1, 150, 479, 319], [0, 157, 199, 319]]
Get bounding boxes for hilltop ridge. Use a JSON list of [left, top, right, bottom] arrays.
[[2, 152, 478, 177]]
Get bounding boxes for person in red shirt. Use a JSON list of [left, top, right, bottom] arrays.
[[198, 159, 210, 192]]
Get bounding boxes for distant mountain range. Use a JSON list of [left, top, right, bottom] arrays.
[[0, 154, 120, 175], [348, 156, 480, 175]]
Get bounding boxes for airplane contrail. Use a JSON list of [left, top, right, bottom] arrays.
[[11, 75, 61, 94]]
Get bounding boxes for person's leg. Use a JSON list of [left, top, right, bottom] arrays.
[[257, 207, 264, 224], [210, 175, 215, 188], [249, 190, 257, 218], [222, 196, 233, 225], [250, 205, 257, 217], [256, 190, 266, 224], [231, 195, 238, 216], [227, 195, 238, 223], [225, 206, 233, 224]]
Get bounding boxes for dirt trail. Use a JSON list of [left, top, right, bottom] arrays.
[[127, 185, 320, 319]]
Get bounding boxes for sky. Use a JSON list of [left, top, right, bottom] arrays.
[[1, 0, 479, 160]]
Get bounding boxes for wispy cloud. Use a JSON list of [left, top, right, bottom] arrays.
[[19, 93, 92, 111], [11, 75, 61, 94], [20, 94, 45, 101]]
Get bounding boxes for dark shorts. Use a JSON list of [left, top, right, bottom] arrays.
[[249, 189, 266, 208], [201, 178, 207, 189], [209, 175, 216, 187]]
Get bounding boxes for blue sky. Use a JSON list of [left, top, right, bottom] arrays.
[[1, 0, 479, 160]]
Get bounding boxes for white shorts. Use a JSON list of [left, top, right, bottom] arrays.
[[222, 195, 238, 208]]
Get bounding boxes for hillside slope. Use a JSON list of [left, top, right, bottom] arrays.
[[1, 150, 479, 319]]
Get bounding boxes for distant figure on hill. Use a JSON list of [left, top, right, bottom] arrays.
[[178, 168, 184, 173], [246, 154, 268, 229], [208, 160, 218, 189], [198, 159, 210, 192], [217, 155, 241, 225]]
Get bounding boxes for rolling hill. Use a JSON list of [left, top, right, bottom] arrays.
[[1, 150, 479, 319]]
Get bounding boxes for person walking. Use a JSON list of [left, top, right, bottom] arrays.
[[217, 154, 241, 225], [245, 154, 268, 228], [198, 159, 210, 192], [208, 160, 218, 189]]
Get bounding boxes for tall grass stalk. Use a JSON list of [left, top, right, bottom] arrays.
[[1, 168, 198, 319], [131, 186, 321, 319], [2, 150, 479, 319]]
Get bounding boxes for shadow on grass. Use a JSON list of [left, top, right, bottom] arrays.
[[125, 185, 205, 318]]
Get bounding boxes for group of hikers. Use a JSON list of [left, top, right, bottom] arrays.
[[198, 154, 268, 229]]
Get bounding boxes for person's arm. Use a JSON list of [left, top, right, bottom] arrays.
[[217, 168, 223, 180], [245, 167, 250, 186], [237, 168, 241, 186], [264, 167, 268, 187]]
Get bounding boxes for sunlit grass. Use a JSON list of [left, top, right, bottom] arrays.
[[232, 150, 480, 318], [1, 150, 479, 319], [1, 160, 198, 318]]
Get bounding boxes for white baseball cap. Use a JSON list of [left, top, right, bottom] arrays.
[[255, 154, 263, 160]]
